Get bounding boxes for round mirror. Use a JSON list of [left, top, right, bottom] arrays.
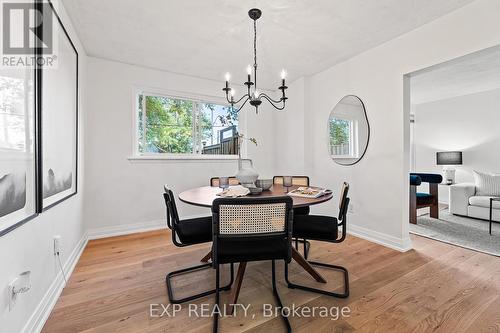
[[328, 95, 370, 166]]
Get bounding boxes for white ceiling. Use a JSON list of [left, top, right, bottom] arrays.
[[62, 0, 475, 90], [411, 45, 500, 104]]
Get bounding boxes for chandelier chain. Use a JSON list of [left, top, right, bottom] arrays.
[[253, 18, 257, 89]]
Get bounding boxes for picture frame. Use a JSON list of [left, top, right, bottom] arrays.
[[38, 0, 78, 212], [0, 2, 39, 236]]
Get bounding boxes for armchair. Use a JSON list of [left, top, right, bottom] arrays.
[[409, 173, 443, 224]]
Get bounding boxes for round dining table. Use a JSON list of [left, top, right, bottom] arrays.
[[179, 184, 333, 209], [178, 183, 333, 303]]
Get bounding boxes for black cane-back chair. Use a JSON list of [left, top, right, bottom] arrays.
[[211, 196, 294, 333], [285, 182, 350, 298], [163, 186, 234, 304]]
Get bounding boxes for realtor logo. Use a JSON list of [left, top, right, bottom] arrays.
[[2, 1, 52, 54], [1, 0, 57, 68]]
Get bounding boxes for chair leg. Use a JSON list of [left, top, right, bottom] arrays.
[[429, 183, 439, 219], [293, 238, 311, 259], [272, 260, 292, 333], [213, 264, 220, 333], [285, 259, 349, 298], [303, 239, 310, 259], [410, 185, 417, 224], [166, 263, 234, 304]]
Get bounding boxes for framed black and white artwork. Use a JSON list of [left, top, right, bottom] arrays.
[[0, 61, 37, 235], [0, 2, 38, 236], [40, 1, 78, 211]]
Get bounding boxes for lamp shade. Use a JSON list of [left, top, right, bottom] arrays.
[[436, 151, 462, 165]]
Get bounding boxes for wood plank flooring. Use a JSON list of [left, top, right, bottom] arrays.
[[42, 230, 500, 333]]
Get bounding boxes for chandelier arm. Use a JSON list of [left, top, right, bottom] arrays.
[[260, 94, 286, 110], [233, 96, 251, 113], [234, 93, 250, 105], [259, 92, 283, 104], [225, 93, 249, 105]]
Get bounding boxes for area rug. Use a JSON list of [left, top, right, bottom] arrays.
[[411, 209, 500, 257]]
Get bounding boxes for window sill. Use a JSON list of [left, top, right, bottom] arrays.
[[127, 154, 240, 161]]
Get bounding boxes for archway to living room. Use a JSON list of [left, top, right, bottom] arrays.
[[404, 45, 500, 256]]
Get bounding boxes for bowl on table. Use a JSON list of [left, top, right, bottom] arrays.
[[255, 179, 273, 191], [248, 187, 263, 195]]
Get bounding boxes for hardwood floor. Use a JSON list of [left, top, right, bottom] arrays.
[[42, 230, 500, 333]]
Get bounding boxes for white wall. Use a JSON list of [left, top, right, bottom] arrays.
[[0, 1, 87, 332], [414, 88, 500, 203], [276, 0, 500, 250], [84, 58, 277, 232], [273, 77, 305, 174]]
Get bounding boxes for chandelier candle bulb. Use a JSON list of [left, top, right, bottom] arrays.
[[246, 65, 252, 84], [281, 69, 287, 79]]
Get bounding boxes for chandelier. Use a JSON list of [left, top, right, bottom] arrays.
[[223, 8, 288, 113]]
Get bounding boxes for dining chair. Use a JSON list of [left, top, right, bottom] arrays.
[[163, 185, 234, 304], [284, 182, 350, 298], [273, 175, 311, 257], [211, 196, 294, 333], [210, 177, 240, 187], [273, 175, 310, 187]]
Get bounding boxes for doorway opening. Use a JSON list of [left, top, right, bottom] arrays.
[[405, 45, 500, 256]]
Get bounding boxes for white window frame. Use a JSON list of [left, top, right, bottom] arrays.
[[329, 117, 359, 159], [129, 86, 246, 160]]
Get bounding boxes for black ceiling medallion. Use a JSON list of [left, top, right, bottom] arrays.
[[223, 8, 288, 113]]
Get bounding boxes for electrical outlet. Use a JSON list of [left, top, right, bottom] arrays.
[[53, 235, 61, 255]]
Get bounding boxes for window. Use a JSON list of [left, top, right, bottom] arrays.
[[136, 93, 239, 156], [329, 117, 358, 158]]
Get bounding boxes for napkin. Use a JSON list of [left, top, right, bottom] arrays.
[[217, 185, 250, 197]]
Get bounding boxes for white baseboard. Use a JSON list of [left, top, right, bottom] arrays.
[[348, 224, 413, 252], [20, 219, 168, 333], [22, 234, 88, 333], [86, 219, 166, 240]]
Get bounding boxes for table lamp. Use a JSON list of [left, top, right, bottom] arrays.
[[436, 151, 462, 185]]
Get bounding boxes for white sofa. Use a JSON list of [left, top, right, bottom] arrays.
[[449, 183, 500, 221]]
